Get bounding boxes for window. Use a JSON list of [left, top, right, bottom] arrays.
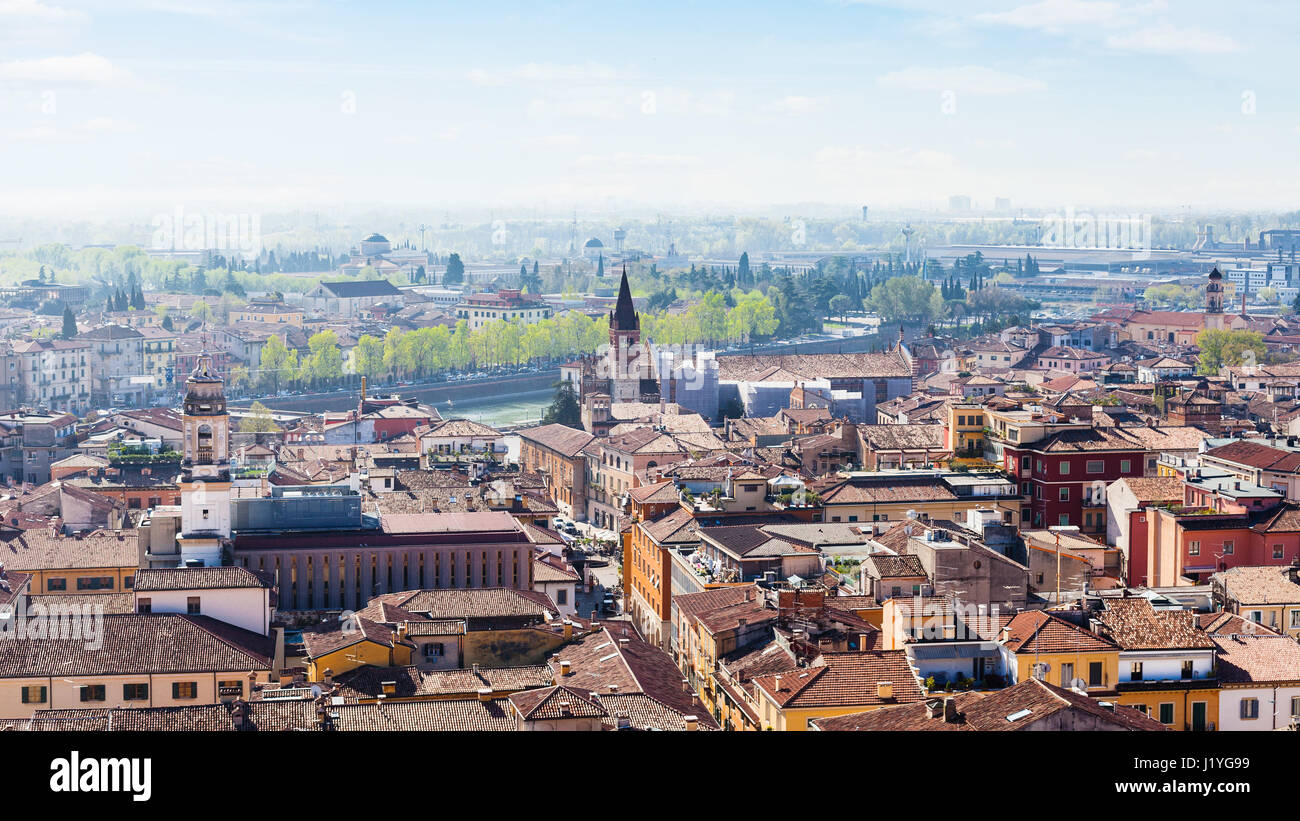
[[1059, 487, 1070, 502], [1058, 514, 1070, 527], [137, 598, 151, 614], [77, 577, 113, 591], [187, 596, 201, 615], [556, 589, 567, 605], [21, 685, 47, 704], [1223, 540, 1234, 555], [1158, 703, 1175, 725], [80, 684, 106, 702], [1086, 460, 1104, 474], [1060, 663, 1074, 686], [1292, 696, 1300, 718], [1241, 698, 1260, 720], [1120, 460, 1131, 473], [46, 577, 66, 591], [123, 683, 149, 701], [1059, 462, 1070, 475], [1130, 662, 1143, 681], [1089, 661, 1103, 687], [423, 643, 444, 659], [1133, 703, 1149, 715], [172, 682, 198, 699], [1275, 544, 1285, 560], [1181, 660, 1194, 680], [1189, 540, 1200, 556]]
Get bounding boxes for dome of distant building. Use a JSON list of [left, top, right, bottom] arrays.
[[583, 237, 604, 260], [360, 233, 393, 257]]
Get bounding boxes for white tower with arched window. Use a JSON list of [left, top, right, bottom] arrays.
[[178, 352, 232, 566]]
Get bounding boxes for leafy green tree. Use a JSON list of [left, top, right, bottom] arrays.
[[238, 401, 279, 433], [259, 334, 295, 393], [306, 329, 344, 382], [354, 334, 386, 379], [829, 294, 853, 322], [444, 253, 465, 286], [61, 305, 77, 339], [1196, 329, 1265, 375], [866, 276, 941, 323], [542, 380, 582, 429]]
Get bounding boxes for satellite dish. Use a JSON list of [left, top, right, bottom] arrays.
[[310, 684, 322, 698], [1070, 678, 1088, 693]]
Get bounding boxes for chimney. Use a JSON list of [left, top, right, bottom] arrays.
[[559, 660, 572, 676], [323, 668, 334, 687], [476, 687, 493, 703], [607, 684, 619, 693], [859, 633, 870, 651], [684, 715, 699, 731], [943, 698, 960, 723], [618, 638, 629, 647], [681, 678, 690, 693], [876, 681, 894, 700], [563, 619, 573, 639], [558, 701, 572, 715], [773, 675, 782, 692]]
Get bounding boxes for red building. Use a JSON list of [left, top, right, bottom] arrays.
[[1004, 428, 1147, 532]]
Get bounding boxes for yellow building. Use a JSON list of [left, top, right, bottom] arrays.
[[817, 471, 1022, 528], [998, 610, 1120, 694], [749, 650, 924, 730], [1092, 597, 1220, 731], [0, 613, 277, 720], [303, 618, 416, 681], [0, 528, 139, 595], [230, 301, 305, 326], [946, 402, 988, 464], [139, 327, 178, 391]]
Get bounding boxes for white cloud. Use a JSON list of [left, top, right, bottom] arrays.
[[467, 61, 617, 86], [0, 52, 126, 86], [0, 0, 86, 24], [763, 95, 823, 115], [876, 65, 1046, 94], [3, 116, 135, 142], [975, 0, 1125, 33], [1106, 25, 1239, 54]]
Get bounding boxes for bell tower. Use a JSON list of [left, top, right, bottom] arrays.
[[1204, 267, 1226, 331], [177, 352, 231, 566], [608, 267, 643, 402]]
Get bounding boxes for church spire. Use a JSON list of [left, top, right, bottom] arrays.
[[612, 265, 638, 331]]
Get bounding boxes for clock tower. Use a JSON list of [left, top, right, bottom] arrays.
[[177, 352, 231, 566]]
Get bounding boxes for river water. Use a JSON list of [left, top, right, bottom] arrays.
[[435, 388, 552, 428]]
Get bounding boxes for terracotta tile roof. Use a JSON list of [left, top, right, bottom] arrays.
[[716, 352, 912, 380], [864, 553, 927, 579], [332, 664, 553, 700], [639, 507, 700, 545], [818, 477, 957, 505], [1213, 634, 1300, 684], [1213, 565, 1300, 605], [813, 678, 1163, 731], [302, 616, 416, 660], [25, 592, 135, 614], [627, 480, 681, 505], [25, 705, 236, 731], [0, 614, 275, 678], [517, 424, 595, 457], [600, 692, 714, 730], [1092, 598, 1215, 650], [509, 684, 608, 720], [1198, 610, 1280, 636], [549, 627, 720, 727], [359, 587, 557, 621], [0, 528, 138, 571], [999, 611, 1117, 654], [751, 650, 923, 709], [1116, 476, 1185, 503], [533, 555, 581, 583], [134, 566, 274, 592]]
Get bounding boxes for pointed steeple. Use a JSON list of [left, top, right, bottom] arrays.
[[612, 265, 638, 331]]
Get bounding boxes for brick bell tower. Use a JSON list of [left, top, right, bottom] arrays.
[[177, 352, 231, 566], [608, 267, 643, 402], [1204, 267, 1226, 332]]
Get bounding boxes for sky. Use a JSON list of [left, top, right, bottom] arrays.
[[1, 0, 1298, 218]]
